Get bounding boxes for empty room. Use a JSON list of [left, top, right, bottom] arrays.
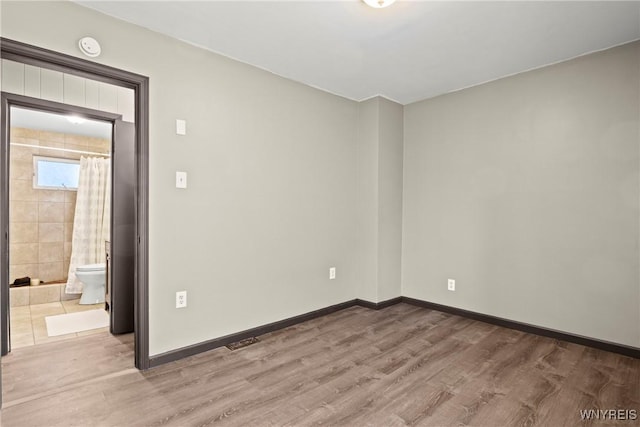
[[0, 0, 639, 426]]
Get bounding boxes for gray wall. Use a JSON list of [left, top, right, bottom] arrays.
[[356, 98, 379, 302], [376, 98, 403, 301], [403, 42, 640, 347], [356, 97, 403, 302], [1, 1, 360, 355]]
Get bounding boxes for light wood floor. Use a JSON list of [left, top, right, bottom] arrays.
[[1, 303, 638, 426]]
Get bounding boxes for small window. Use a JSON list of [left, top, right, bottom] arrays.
[[33, 156, 80, 190]]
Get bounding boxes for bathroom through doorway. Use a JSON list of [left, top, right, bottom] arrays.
[[1, 97, 136, 352]]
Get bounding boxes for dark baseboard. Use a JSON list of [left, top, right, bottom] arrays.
[[401, 296, 640, 360], [149, 294, 639, 368], [356, 297, 403, 310], [149, 299, 359, 367]]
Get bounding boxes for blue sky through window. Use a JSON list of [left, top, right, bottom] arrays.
[[35, 157, 80, 189]]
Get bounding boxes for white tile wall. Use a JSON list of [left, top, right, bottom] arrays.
[[117, 86, 135, 122], [63, 74, 85, 107], [98, 81, 118, 113], [40, 68, 64, 102], [85, 79, 100, 110], [2, 60, 25, 95], [24, 65, 41, 98], [1, 59, 135, 123]]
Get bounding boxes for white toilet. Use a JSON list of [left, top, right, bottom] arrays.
[[75, 263, 106, 305]]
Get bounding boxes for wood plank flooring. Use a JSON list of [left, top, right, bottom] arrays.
[[1, 303, 638, 426]]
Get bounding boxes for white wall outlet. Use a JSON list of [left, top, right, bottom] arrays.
[[329, 267, 336, 280], [447, 279, 455, 291], [176, 290, 187, 308], [176, 119, 187, 135], [176, 171, 187, 189]]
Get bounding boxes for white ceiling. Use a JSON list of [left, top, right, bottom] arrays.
[[11, 107, 113, 140], [75, 1, 640, 105]]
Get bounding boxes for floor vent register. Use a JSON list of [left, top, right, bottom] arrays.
[[226, 337, 260, 350]]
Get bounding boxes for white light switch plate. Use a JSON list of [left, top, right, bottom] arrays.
[[176, 119, 187, 135], [329, 267, 336, 280], [176, 171, 187, 189]]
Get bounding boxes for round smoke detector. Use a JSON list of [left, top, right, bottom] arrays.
[[78, 37, 101, 57]]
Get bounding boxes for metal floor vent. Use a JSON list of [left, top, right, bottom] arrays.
[[226, 337, 260, 350]]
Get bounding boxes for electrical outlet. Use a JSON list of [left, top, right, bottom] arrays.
[[447, 279, 455, 291], [329, 267, 336, 280], [176, 290, 187, 308]]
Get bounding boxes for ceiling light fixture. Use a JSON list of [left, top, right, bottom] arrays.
[[363, 0, 396, 9]]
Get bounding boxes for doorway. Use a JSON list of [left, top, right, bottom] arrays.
[[7, 105, 115, 349], [3, 100, 137, 352], [0, 38, 150, 406]]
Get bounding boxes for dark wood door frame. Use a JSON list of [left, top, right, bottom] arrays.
[[0, 39, 149, 373]]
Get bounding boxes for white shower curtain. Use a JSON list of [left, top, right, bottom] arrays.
[[65, 157, 111, 294]]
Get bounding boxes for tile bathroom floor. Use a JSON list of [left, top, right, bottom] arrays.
[[9, 300, 107, 349]]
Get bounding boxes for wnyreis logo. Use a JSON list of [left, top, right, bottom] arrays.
[[580, 409, 637, 421]]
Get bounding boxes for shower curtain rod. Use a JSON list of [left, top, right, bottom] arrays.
[[10, 142, 111, 158]]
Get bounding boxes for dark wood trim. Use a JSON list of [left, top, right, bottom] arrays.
[[0, 38, 150, 371], [148, 292, 639, 369], [1, 39, 141, 89], [355, 297, 403, 310], [150, 297, 405, 367], [149, 300, 360, 367], [2, 93, 122, 122], [0, 95, 9, 361], [133, 75, 150, 370], [401, 297, 640, 359]]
